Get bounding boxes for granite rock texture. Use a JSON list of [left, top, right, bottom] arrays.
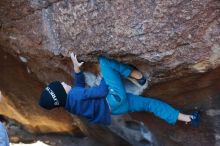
[[0, 0, 220, 145], [0, 0, 219, 83]]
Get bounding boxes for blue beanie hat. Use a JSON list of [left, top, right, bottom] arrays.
[[39, 81, 67, 110]]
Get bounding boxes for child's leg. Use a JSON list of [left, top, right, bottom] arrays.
[[112, 93, 180, 124], [98, 56, 133, 107], [178, 113, 191, 123], [99, 56, 133, 77]]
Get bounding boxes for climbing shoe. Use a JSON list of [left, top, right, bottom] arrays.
[[190, 111, 200, 128], [136, 76, 147, 86], [128, 74, 148, 87]]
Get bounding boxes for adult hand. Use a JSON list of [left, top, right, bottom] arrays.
[[70, 52, 84, 73]]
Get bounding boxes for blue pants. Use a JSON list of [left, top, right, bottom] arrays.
[[99, 56, 179, 124], [0, 122, 9, 146]]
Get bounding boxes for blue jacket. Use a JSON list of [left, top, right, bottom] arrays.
[[0, 122, 9, 146], [65, 71, 111, 125]]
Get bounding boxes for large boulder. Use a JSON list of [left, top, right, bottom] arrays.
[[0, 49, 75, 133], [0, 0, 219, 83], [0, 0, 220, 145]]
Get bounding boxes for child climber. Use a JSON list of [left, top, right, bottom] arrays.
[[39, 53, 200, 127]]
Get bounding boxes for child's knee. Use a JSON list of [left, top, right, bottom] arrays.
[[110, 93, 126, 107], [98, 56, 108, 66]]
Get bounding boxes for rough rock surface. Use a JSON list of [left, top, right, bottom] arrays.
[[0, 0, 219, 83], [0, 49, 131, 146], [0, 0, 220, 145], [137, 67, 220, 146], [0, 49, 75, 133]]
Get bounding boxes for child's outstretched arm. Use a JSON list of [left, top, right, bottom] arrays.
[[70, 52, 84, 73], [70, 52, 85, 87]]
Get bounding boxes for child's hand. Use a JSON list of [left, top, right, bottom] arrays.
[[70, 52, 84, 73]]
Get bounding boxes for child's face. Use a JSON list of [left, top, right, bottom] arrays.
[[61, 82, 71, 93]]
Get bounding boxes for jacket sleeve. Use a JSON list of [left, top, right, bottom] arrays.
[[74, 71, 86, 87], [84, 78, 109, 99], [0, 123, 9, 146]]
